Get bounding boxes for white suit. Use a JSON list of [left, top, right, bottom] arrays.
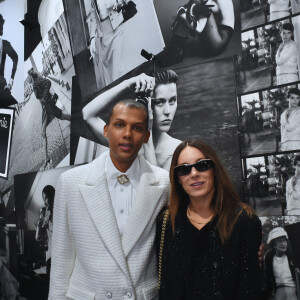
[[48, 151, 169, 300]]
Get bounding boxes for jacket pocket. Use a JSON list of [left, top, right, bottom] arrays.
[[142, 280, 158, 300], [66, 284, 96, 300]]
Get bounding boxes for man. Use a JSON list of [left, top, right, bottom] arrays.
[[0, 13, 18, 107], [280, 88, 300, 151], [88, 0, 127, 86], [82, 70, 181, 170], [49, 99, 170, 299]]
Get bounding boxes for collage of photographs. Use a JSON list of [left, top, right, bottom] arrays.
[[0, 0, 299, 299]]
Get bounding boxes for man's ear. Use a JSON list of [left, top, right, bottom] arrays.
[[103, 124, 108, 138], [143, 130, 150, 144]]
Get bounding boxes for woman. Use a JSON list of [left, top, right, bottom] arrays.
[[28, 68, 71, 167], [280, 88, 300, 151], [285, 155, 300, 215], [35, 185, 55, 277], [157, 138, 262, 299], [276, 23, 299, 85], [82, 70, 181, 170], [265, 227, 297, 300]]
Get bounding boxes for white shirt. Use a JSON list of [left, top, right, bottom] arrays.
[[105, 154, 142, 236], [273, 254, 296, 287]]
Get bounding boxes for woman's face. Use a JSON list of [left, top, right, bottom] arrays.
[[288, 93, 300, 108], [42, 192, 49, 207], [281, 29, 293, 43], [274, 236, 287, 254], [177, 146, 215, 203], [152, 83, 177, 133], [295, 161, 300, 176]]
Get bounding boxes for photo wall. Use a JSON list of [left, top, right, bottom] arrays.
[[0, 0, 300, 298]]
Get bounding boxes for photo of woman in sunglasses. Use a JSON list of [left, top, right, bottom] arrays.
[[156, 138, 262, 299]]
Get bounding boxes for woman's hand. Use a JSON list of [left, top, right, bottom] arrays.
[[125, 73, 155, 94]]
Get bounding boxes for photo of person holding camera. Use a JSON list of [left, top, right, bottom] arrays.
[[82, 70, 181, 170], [157, 0, 235, 67]]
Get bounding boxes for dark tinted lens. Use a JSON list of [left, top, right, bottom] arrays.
[[175, 164, 192, 176], [194, 160, 214, 172]]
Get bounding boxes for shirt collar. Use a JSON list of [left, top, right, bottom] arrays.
[[105, 152, 142, 190]]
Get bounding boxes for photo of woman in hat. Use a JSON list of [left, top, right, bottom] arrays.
[[265, 227, 298, 300], [276, 22, 299, 85]]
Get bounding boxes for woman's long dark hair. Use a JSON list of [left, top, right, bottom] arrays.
[[169, 138, 254, 243]]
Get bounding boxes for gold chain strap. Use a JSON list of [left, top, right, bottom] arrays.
[[158, 209, 169, 290]]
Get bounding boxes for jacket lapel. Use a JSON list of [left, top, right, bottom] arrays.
[[78, 152, 128, 277], [122, 158, 166, 257]]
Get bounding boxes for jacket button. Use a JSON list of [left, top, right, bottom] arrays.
[[106, 292, 112, 299], [126, 292, 132, 298]]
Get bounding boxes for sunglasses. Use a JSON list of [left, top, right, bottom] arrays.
[[175, 159, 214, 176]]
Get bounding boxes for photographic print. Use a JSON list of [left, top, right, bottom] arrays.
[[260, 216, 300, 300], [238, 83, 300, 156], [72, 56, 243, 193], [0, 108, 14, 178], [14, 166, 73, 300], [235, 15, 300, 94], [0, 12, 74, 231], [0, 0, 24, 107], [242, 152, 300, 216], [153, 0, 241, 69], [63, 0, 165, 100], [241, 0, 300, 31]]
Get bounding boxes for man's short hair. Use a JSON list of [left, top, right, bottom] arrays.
[[287, 88, 300, 98], [154, 70, 178, 90], [107, 99, 149, 131]]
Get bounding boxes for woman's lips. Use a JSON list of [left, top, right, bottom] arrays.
[[161, 119, 172, 125], [191, 182, 204, 187]]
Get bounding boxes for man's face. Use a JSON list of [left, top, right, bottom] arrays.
[[104, 104, 150, 172], [288, 93, 300, 108], [152, 83, 177, 133]]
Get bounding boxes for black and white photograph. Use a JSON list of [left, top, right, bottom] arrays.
[[153, 0, 241, 69], [260, 215, 300, 300], [0, 12, 74, 240], [0, 108, 14, 179], [241, 0, 300, 31], [0, 0, 24, 108], [242, 152, 300, 215], [72, 56, 243, 192], [238, 83, 300, 156], [63, 0, 165, 100], [235, 15, 300, 94], [13, 166, 72, 300]]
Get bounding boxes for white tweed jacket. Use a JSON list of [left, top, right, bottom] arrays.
[[48, 151, 170, 300]]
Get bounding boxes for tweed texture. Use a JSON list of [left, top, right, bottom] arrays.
[[48, 152, 170, 300]]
